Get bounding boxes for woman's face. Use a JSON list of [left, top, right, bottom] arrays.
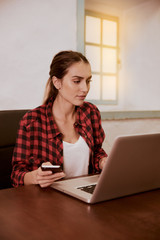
[[55, 61, 92, 106]]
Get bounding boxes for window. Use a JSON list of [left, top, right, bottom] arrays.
[[85, 11, 119, 104]]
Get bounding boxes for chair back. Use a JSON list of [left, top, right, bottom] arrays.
[[0, 110, 28, 189]]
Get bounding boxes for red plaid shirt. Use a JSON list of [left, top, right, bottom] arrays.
[[11, 97, 107, 187]]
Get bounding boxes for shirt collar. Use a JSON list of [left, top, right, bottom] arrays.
[[45, 97, 88, 138], [75, 103, 89, 127]]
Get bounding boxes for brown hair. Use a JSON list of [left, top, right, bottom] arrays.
[[43, 50, 89, 104]]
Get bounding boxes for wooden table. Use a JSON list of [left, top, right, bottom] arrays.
[[0, 185, 160, 240]]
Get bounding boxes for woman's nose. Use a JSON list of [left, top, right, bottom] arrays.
[[81, 81, 89, 92]]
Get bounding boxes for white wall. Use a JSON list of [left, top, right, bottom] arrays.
[[1, 0, 160, 111], [85, 0, 160, 111], [0, 0, 77, 110], [121, 0, 160, 111], [102, 118, 160, 154]]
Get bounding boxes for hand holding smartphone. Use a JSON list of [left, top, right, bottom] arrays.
[[41, 164, 62, 174]]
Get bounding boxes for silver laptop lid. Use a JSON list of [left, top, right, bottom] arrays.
[[91, 133, 160, 203]]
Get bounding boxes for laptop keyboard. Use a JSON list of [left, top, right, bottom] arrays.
[[77, 184, 96, 194]]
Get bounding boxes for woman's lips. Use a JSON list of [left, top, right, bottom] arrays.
[[77, 95, 86, 100]]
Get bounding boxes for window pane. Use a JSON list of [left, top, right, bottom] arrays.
[[102, 76, 116, 100], [85, 16, 101, 44], [85, 45, 101, 72], [103, 20, 117, 46], [102, 48, 117, 73], [86, 74, 101, 100]]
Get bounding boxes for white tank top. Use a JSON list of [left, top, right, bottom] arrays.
[[63, 136, 90, 178]]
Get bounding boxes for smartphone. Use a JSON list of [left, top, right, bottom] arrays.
[[41, 165, 62, 173]]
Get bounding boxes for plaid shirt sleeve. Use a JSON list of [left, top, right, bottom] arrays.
[[11, 116, 31, 187], [11, 101, 64, 187]]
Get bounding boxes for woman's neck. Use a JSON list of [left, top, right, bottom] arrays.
[[52, 96, 76, 122]]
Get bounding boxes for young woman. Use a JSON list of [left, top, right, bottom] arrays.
[[11, 51, 107, 188]]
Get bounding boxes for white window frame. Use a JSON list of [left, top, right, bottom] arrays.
[[85, 10, 119, 105]]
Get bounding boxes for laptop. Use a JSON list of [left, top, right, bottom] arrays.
[[51, 133, 160, 204]]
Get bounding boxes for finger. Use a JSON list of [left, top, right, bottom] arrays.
[[37, 172, 65, 182], [39, 170, 53, 176], [38, 178, 57, 188], [38, 171, 65, 179], [40, 182, 53, 188], [52, 172, 65, 178], [38, 172, 65, 187], [38, 166, 52, 176], [41, 161, 52, 166]]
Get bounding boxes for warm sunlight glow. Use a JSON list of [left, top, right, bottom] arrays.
[[103, 20, 117, 46], [85, 45, 101, 72], [102, 76, 117, 100], [86, 16, 101, 44], [102, 48, 117, 73]]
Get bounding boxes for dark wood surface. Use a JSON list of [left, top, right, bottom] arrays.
[[0, 185, 160, 240]]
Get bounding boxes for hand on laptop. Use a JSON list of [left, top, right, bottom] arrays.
[[99, 157, 107, 170]]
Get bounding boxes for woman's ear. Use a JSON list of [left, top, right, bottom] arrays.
[[52, 76, 62, 90]]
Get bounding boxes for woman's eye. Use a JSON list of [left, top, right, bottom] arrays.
[[74, 80, 80, 84], [87, 79, 92, 84]]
